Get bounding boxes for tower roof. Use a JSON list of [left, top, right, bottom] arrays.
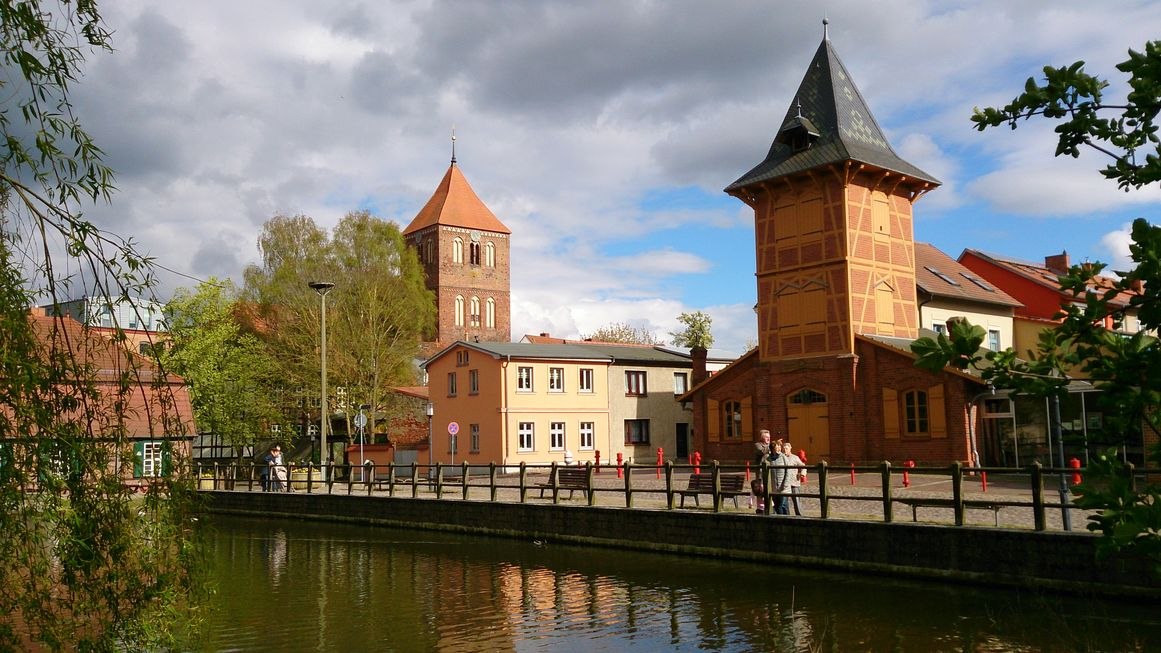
[[402, 162, 511, 236], [726, 36, 940, 193]]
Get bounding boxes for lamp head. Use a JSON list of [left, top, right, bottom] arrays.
[[309, 281, 335, 295]]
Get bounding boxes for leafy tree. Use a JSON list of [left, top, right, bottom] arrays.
[[241, 211, 434, 451], [582, 321, 664, 345], [164, 278, 283, 463], [918, 41, 1161, 574], [0, 1, 202, 650], [670, 310, 714, 350]]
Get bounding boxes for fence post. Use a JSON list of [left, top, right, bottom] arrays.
[[435, 463, 445, 499], [461, 461, 470, 500], [411, 462, 420, 498], [951, 462, 964, 527], [489, 462, 498, 502], [711, 460, 723, 512], [880, 461, 893, 523], [762, 463, 773, 516], [549, 462, 560, 505], [664, 460, 675, 510], [624, 463, 634, 508], [586, 462, 596, 507], [817, 462, 829, 519], [1031, 462, 1046, 532], [518, 462, 527, 503]]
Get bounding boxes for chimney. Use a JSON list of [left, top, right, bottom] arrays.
[[1044, 251, 1070, 274], [691, 346, 708, 386], [539, 332, 550, 337]]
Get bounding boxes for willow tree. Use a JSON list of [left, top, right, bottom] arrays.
[[0, 1, 202, 650], [242, 211, 434, 449]]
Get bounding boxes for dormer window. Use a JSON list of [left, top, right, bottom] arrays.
[[775, 100, 820, 152]]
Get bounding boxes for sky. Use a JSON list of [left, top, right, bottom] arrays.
[[54, 0, 1161, 356]]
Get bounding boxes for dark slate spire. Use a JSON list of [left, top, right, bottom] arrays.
[[726, 36, 939, 192]]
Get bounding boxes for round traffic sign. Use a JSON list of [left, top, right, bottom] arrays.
[[354, 413, 368, 428], [448, 421, 460, 435]]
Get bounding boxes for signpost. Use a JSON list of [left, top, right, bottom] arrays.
[[354, 411, 368, 480], [448, 421, 459, 466]]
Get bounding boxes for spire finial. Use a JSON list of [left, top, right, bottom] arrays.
[[822, 17, 829, 41], [451, 125, 457, 165], [795, 98, 803, 118]]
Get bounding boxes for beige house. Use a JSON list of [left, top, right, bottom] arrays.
[[423, 341, 694, 470], [914, 242, 1021, 351]]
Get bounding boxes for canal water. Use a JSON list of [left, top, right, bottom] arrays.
[[196, 515, 1161, 652]]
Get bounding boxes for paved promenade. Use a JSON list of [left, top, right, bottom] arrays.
[[219, 465, 1094, 533]]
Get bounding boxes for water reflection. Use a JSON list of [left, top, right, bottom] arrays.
[[196, 515, 1161, 652]]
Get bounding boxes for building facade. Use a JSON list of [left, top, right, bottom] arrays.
[[423, 341, 695, 468]]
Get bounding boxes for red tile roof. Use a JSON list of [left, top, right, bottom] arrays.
[[402, 163, 510, 236], [915, 242, 1021, 307]]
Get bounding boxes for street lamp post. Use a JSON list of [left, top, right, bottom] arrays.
[[426, 402, 434, 480], [309, 281, 335, 482]]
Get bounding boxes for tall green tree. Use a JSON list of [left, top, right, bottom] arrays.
[[164, 279, 283, 461], [582, 321, 665, 345], [670, 310, 714, 350], [0, 1, 202, 650], [916, 41, 1161, 574], [242, 211, 434, 443]]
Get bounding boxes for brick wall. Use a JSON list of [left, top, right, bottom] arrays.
[[204, 491, 1159, 599]]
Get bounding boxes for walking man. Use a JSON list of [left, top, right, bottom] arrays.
[[752, 429, 773, 512]]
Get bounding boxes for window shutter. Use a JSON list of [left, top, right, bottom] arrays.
[[740, 397, 752, 441], [928, 384, 947, 438], [133, 441, 145, 478], [707, 400, 720, 443], [882, 388, 899, 439]]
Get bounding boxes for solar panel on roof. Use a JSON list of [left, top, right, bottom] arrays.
[[924, 266, 960, 286]]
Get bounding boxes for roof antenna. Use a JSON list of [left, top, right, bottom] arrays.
[[451, 125, 457, 165], [822, 16, 829, 41]]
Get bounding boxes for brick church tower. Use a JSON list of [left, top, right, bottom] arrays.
[[402, 150, 511, 345]]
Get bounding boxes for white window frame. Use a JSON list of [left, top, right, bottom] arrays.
[[579, 368, 594, 393], [548, 367, 564, 392], [141, 441, 164, 478], [673, 372, 688, 395], [579, 422, 594, 451], [625, 370, 647, 396], [549, 422, 565, 451], [517, 366, 534, 392], [518, 422, 535, 452], [988, 329, 1001, 351]]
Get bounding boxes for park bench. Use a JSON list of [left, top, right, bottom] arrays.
[[536, 466, 591, 499], [677, 473, 746, 509], [894, 497, 1006, 526]]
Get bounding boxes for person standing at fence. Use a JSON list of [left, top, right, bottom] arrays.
[[771, 444, 792, 515], [260, 444, 276, 492], [782, 442, 805, 516], [269, 445, 288, 492], [751, 430, 773, 512]]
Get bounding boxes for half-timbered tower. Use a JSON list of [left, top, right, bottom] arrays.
[[682, 30, 987, 466]]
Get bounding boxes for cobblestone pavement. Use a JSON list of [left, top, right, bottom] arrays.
[[223, 466, 1095, 533]]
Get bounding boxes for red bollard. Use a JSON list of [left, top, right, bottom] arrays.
[[903, 459, 914, 488], [980, 470, 988, 492], [616, 452, 624, 479], [1069, 457, 1082, 486], [594, 450, 601, 474], [850, 463, 856, 485], [656, 447, 663, 479], [745, 461, 751, 482], [693, 451, 702, 476]]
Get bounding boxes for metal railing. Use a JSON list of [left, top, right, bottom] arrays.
[[192, 458, 1143, 532]]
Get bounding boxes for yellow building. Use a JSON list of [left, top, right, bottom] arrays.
[[423, 341, 695, 469]]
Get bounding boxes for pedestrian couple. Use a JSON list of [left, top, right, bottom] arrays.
[[752, 429, 805, 515], [261, 444, 288, 492]]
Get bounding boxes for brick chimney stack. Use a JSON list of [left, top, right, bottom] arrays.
[[1044, 252, 1070, 274], [691, 346, 708, 386]]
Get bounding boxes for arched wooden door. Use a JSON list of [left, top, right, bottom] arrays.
[[787, 388, 830, 460]]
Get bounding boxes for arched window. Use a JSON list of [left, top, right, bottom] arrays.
[[469, 242, 481, 265], [469, 296, 481, 327], [904, 390, 929, 435], [454, 295, 465, 327], [452, 237, 464, 264], [485, 298, 495, 328], [723, 400, 743, 439], [484, 241, 495, 267]]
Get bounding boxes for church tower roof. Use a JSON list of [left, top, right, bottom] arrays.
[[402, 161, 511, 236], [726, 34, 940, 193]]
